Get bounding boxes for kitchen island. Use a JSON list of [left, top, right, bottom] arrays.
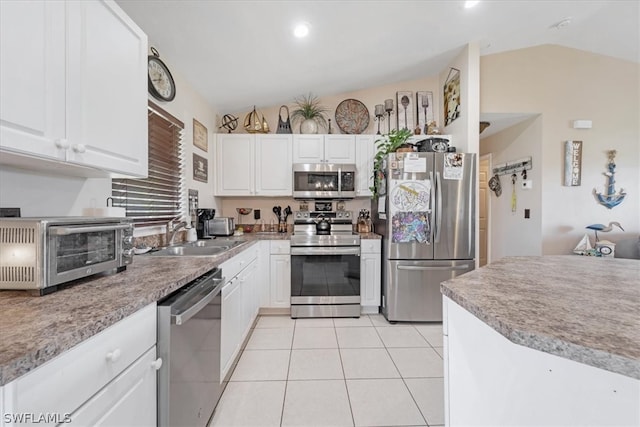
[[440, 255, 639, 426]]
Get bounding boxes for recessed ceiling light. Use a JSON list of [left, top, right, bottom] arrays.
[[293, 22, 310, 38], [464, 1, 480, 8]]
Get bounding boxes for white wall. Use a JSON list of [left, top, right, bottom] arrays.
[[480, 116, 543, 260], [480, 45, 639, 257]]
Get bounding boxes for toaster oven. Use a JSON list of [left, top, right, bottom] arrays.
[[0, 217, 134, 295]]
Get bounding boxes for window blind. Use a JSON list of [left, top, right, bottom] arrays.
[[112, 101, 184, 227]]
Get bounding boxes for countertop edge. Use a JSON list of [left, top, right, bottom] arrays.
[[0, 239, 262, 386], [441, 287, 640, 380]]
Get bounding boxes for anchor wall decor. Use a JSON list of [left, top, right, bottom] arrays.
[[593, 150, 626, 209]]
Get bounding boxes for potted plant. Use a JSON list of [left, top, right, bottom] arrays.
[[369, 128, 413, 198], [290, 93, 329, 134]]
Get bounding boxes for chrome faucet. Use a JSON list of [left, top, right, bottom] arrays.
[[166, 218, 188, 246]]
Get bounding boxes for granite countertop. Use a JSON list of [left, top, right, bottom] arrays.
[[0, 231, 379, 386], [441, 255, 640, 379], [0, 237, 266, 386]]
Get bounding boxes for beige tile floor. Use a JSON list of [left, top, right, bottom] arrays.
[[209, 314, 444, 427]]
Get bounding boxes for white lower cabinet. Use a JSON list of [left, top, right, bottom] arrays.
[[220, 246, 260, 381], [2, 303, 158, 427], [67, 347, 157, 426], [360, 239, 381, 313], [269, 241, 291, 308], [221, 275, 243, 380]]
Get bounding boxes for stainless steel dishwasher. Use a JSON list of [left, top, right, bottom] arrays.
[[157, 267, 225, 427]]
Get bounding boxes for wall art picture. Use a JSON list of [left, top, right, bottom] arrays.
[[416, 91, 434, 135], [564, 140, 582, 186], [193, 118, 208, 152], [443, 68, 461, 126], [396, 91, 414, 131], [193, 153, 208, 183]]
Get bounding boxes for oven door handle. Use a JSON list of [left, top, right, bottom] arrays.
[[291, 246, 360, 256], [49, 224, 131, 235]]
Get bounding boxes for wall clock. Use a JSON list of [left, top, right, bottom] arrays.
[[148, 47, 176, 102]]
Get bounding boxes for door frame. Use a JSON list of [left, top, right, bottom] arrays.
[[480, 153, 492, 265]]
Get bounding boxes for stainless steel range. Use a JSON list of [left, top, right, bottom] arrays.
[[290, 203, 361, 318]]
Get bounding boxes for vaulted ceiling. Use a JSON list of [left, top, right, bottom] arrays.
[[117, 0, 639, 114]]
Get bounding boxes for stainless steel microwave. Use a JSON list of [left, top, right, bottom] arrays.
[[293, 163, 356, 199], [0, 217, 134, 295]]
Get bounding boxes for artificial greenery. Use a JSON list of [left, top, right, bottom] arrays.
[[369, 128, 413, 198], [290, 93, 329, 129]]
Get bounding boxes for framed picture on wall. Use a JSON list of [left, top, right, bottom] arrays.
[[193, 118, 208, 152], [416, 91, 434, 135], [396, 91, 414, 131], [193, 153, 208, 183]]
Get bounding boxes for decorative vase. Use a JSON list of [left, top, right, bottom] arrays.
[[300, 119, 318, 134]]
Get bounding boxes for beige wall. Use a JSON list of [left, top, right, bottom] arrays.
[[227, 75, 441, 137], [480, 45, 639, 256]]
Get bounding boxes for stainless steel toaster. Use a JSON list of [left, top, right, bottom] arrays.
[[209, 217, 235, 236]]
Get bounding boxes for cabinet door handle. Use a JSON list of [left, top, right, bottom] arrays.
[[106, 348, 122, 363], [150, 358, 163, 370], [54, 139, 69, 149], [72, 144, 86, 153]]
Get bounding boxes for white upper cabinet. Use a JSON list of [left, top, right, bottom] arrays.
[[216, 134, 293, 196], [355, 135, 376, 197], [0, 0, 148, 178], [255, 134, 293, 195], [293, 135, 356, 164], [0, 1, 67, 163], [65, 1, 148, 177]]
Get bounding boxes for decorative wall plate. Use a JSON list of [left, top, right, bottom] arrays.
[[335, 99, 370, 134]]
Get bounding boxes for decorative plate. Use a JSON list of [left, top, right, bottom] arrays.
[[335, 99, 370, 134]]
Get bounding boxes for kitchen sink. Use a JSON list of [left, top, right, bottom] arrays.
[[146, 239, 244, 257]]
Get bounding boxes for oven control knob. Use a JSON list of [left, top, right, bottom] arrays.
[[123, 249, 134, 258], [344, 212, 350, 218], [123, 235, 134, 246], [296, 212, 301, 218]]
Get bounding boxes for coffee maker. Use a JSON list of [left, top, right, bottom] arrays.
[[196, 209, 216, 239]]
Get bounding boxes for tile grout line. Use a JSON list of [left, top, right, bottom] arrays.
[[279, 316, 296, 427], [335, 322, 357, 427]]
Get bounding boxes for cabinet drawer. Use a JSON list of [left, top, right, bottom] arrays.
[[361, 239, 381, 254], [220, 244, 258, 280], [5, 303, 156, 421], [68, 346, 157, 426], [270, 240, 290, 254]]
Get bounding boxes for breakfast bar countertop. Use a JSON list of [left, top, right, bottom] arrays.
[[441, 255, 640, 379]]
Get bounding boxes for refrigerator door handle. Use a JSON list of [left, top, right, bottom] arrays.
[[398, 264, 471, 271], [435, 171, 443, 243], [429, 171, 435, 244]]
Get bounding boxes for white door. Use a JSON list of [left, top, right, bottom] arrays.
[[255, 134, 293, 195], [269, 254, 291, 308], [0, 1, 67, 162], [479, 156, 490, 266], [216, 134, 254, 195], [66, 0, 148, 177]]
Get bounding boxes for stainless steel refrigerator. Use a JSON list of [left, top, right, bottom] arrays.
[[372, 152, 476, 322]]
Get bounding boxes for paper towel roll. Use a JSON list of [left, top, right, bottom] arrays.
[[82, 207, 126, 217]]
